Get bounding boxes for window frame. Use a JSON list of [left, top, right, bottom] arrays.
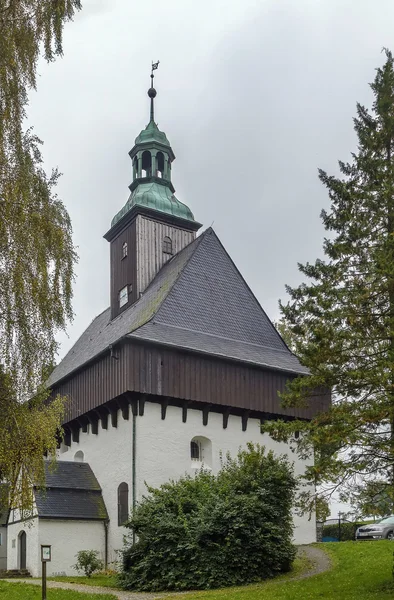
[[122, 242, 128, 259], [190, 440, 200, 461], [119, 285, 128, 308], [118, 482, 129, 526], [163, 236, 173, 255]]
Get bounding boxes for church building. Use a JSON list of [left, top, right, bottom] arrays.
[[5, 69, 330, 577]]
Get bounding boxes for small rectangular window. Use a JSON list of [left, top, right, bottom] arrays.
[[119, 285, 128, 308]]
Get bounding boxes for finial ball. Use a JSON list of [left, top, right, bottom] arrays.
[[148, 87, 157, 98]]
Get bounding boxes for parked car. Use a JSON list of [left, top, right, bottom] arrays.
[[355, 516, 394, 540]]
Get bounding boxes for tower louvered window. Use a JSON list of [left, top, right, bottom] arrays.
[[163, 236, 173, 255]]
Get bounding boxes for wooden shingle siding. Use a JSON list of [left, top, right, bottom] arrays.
[[110, 219, 137, 318], [136, 216, 194, 296], [54, 340, 330, 424]]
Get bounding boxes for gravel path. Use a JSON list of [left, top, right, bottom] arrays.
[[3, 545, 331, 599], [294, 545, 332, 580]]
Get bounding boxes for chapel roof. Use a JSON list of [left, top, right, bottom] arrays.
[[48, 228, 307, 389], [34, 462, 108, 521]]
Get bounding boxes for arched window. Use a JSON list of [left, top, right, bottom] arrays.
[[122, 242, 128, 259], [133, 156, 139, 179], [156, 151, 165, 178], [190, 436, 212, 469], [163, 236, 173, 255], [190, 440, 200, 461], [74, 451, 84, 462], [141, 151, 152, 177], [118, 482, 129, 526]]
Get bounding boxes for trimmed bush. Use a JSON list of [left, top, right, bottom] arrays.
[[73, 550, 103, 577], [322, 522, 366, 541], [119, 443, 297, 591]]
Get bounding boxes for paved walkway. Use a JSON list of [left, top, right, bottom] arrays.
[[3, 545, 331, 599]]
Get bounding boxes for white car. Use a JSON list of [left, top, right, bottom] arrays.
[[355, 516, 394, 540]]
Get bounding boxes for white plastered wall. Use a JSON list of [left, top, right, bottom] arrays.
[[58, 410, 133, 566], [7, 518, 40, 576], [136, 402, 316, 545], [38, 520, 105, 577], [6, 519, 105, 577], [59, 400, 315, 563]]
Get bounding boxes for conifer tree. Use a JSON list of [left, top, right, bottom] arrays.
[[0, 1, 81, 514], [264, 50, 394, 511]]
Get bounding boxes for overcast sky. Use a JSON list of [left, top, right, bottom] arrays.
[[26, 0, 392, 362]]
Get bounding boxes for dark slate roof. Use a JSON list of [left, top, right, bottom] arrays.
[[41, 461, 102, 491], [34, 462, 108, 521], [48, 228, 307, 388]]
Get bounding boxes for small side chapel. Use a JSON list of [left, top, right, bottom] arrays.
[[5, 68, 330, 577]]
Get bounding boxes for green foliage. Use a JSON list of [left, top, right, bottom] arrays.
[[0, 0, 80, 513], [119, 444, 296, 592], [350, 480, 394, 519], [262, 49, 394, 512], [315, 496, 330, 522], [322, 522, 363, 541], [74, 550, 104, 579], [0, 0, 80, 398]]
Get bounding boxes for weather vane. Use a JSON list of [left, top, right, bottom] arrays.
[[148, 61, 160, 122]]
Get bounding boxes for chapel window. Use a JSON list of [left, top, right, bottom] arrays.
[[163, 236, 173, 255], [74, 450, 84, 462], [118, 482, 129, 526], [190, 436, 212, 469], [122, 242, 128, 259], [190, 440, 200, 461]]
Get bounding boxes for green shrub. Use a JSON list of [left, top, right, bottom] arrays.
[[73, 550, 103, 577], [119, 443, 297, 591], [322, 522, 364, 541]]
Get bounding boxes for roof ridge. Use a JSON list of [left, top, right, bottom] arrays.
[[133, 320, 297, 355]]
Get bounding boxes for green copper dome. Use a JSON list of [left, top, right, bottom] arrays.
[[111, 182, 195, 227], [108, 67, 199, 232], [135, 120, 171, 147]]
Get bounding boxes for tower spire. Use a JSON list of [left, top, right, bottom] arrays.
[[148, 60, 160, 123]]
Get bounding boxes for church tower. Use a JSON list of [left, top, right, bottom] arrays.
[[104, 64, 202, 320]]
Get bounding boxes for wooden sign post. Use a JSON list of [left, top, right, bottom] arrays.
[[41, 545, 51, 600]]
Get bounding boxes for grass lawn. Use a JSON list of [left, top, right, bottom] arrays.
[[161, 541, 394, 600], [0, 580, 117, 599]]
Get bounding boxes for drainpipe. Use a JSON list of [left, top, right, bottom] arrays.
[[132, 403, 137, 545], [104, 520, 109, 569]]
